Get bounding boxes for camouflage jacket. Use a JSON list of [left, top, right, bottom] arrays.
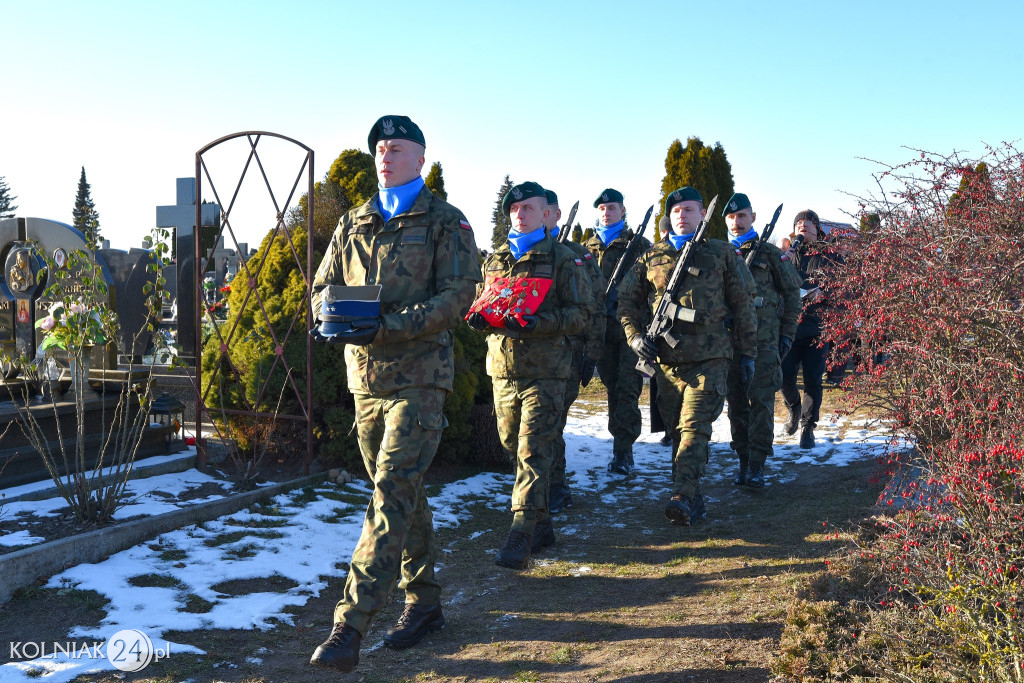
[[311, 186, 482, 395], [562, 237, 607, 362], [618, 238, 758, 365], [735, 240, 802, 348], [480, 233, 593, 380], [585, 228, 652, 343]]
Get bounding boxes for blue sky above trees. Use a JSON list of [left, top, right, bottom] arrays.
[[3, 0, 1020, 249]]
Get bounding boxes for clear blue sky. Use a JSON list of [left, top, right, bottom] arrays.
[[2, 0, 1020, 250]]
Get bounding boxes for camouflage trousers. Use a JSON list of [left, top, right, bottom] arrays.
[[658, 358, 728, 499], [551, 342, 584, 487], [493, 377, 565, 535], [596, 337, 642, 455], [726, 345, 783, 466], [334, 387, 448, 637]]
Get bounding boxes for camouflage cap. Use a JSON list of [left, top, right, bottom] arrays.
[[722, 192, 752, 217], [593, 188, 624, 208], [544, 189, 559, 206], [502, 181, 548, 217], [367, 115, 426, 153], [665, 186, 703, 214]]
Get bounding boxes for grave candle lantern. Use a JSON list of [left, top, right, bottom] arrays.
[[151, 392, 185, 450]]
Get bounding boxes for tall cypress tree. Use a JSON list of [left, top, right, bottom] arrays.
[[0, 176, 17, 219], [424, 161, 447, 201], [491, 174, 514, 251], [655, 137, 733, 242], [72, 167, 102, 249]]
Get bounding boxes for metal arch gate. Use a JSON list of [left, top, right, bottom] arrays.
[[194, 132, 314, 472]]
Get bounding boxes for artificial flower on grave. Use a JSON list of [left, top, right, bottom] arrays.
[[35, 299, 108, 352]]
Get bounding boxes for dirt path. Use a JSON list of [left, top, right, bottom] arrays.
[[2, 392, 883, 682]]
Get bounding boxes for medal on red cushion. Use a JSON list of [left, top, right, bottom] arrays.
[[466, 276, 553, 327]]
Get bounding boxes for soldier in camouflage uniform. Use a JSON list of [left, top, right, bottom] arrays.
[[618, 187, 758, 526], [543, 189, 606, 515], [722, 193, 801, 488], [309, 115, 482, 673], [467, 181, 593, 569], [585, 188, 651, 475]]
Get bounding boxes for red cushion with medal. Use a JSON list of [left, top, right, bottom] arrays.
[[467, 277, 553, 327]]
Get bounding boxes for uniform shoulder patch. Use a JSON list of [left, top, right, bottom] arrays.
[[583, 252, 593, 260], [459, 219, 472, 231], [574, 258, 584, 266], [781, 253, 789, 261]]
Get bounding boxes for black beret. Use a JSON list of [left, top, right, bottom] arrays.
[[664, 186, 703, 214], [723, 192, 752, 217], [367, 115, 425, 153], [793, 209, 820, 229], [502, 181, 548, 217], [593, 188, 624, 208], [544, 189, 559, 205]]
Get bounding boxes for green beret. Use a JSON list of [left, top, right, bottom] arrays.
[[502, 181, 548, 217], [367, 115, 425, 153], [544, 189, 559, 205], [664, 186, 703, 214], [593, 188, 624, 208], [722, 192, 752, 217]]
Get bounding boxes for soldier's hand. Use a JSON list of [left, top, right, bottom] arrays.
[[778, 336, 793, 360], [629, 335, 658, 362], [739, 355, 756, 390], [465, 311, 488, 332], [504, 313, 537, 333], [309, 324, 330, 343], [333, 317, 381, 346], [579, 356, 597, 387]]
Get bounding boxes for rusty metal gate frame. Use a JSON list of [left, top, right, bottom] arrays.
[[194, 131, 314, 472]]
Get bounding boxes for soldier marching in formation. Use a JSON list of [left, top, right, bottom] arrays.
[[585, 189, 651, 476], [305, 117, 839, 670], [722, 193, 802, 487], [309, 115, 482, 673]]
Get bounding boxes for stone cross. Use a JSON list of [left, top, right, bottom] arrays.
[[156, 178, 220, 361]]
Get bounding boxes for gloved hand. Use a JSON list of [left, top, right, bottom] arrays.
[[629, 335, 658, 362], [604, 289, 618, 318], [504, 313, 538, 333], [778, 336, 793, 360], [739, 355, 756, 390], [309, 324, 329, 343], [333, 317, 381, 346], [466, 311, 488, 331], [579, 355, 597, 387]]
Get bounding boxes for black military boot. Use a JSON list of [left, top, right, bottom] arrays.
[[548, 483, 573, 515], [530, 518, 556, 552], [799, 426, 815, 449], [664, 493, 706, 526], [745, 461, 765, 489], [383, 603, 445, 649], [733, 453, 749, 486], [784, 408, 800, 435], [310, 623, 361, 672], [658, 433, 672, 447], [495, 530, 532, 569], [608, 452, 631, 475]]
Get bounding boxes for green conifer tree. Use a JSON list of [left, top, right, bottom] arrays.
[[0, 176, 18, 219], [72, 167, 101, 249], [655, 137, 734, 242], [491, 174, 514, 251], [424, 161, 447, 201], [327, 150, 376, 208]]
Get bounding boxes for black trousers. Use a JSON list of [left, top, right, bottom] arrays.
[[780, 336, 827, 429]]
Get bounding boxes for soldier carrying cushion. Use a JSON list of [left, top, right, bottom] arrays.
[[618, 187, 758, 526], [309, 115, 482, 673], [585, 188, 652, 475], [722, 193, 802, 488], [466, 181, 593, 569], [542, 188, 606, 515]]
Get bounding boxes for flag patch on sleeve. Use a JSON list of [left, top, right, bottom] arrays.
[[459, 220, 472, 231]]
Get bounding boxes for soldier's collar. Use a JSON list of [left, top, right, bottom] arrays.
[[354, 186, 432, 227]]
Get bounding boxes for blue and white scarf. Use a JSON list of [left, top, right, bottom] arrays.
[[596, 220, 625, 246], [377, 176, 425, 222], [507, 228, 546, 260], [729, 227, 758, 248]]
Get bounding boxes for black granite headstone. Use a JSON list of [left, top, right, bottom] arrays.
[[98, 248, 159, 361]]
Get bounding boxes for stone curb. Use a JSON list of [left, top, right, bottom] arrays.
[[0, 471, 327, 604], [3, 451, 197, 504]]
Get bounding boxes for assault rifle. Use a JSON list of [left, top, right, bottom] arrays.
[[744, 203, 784, 268], [635, 195, 719, 377], [556, 200, 579, 244], [604, 204, 655, 315]]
